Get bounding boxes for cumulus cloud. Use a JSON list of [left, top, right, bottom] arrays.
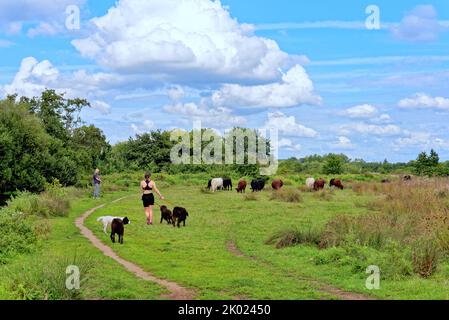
[[391, 5, 446, 42], [2, 57, 59, 98], [263, 112, 318, 138], [163, 101, 246, 128], [333, 136, 354, 149], [278, 138, 301, 152], [343, 104, 377, 119], [72, 0, 305, 83], [340, 123, 402, 136], [398, 93, 449, 110], [1, 57, 119, 116], [212, 65, 321, 108]]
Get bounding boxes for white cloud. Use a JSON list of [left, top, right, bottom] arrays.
[[343, 104, 377, 119], [278, 138, 301, 152], [72, 0, 305, 82], [0, 0, 85, 36], [333, 136, 354, 149], [264, 111, 318, 138], [212, 65, 321, 108], [131, 120, 155, 134], [398, 93, 449, 110], [163, 101, 246, 128], [27, 22, 62, 37], [167, 86, 185, 101], [391, 5, 446, 42], [340, 123, 402, 136], [394, 131, 449, 150], [91, 100, 111, 115], [1, 57, 121, 116], [2, 57, 59, 98]]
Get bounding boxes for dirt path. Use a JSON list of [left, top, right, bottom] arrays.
[[226, 241, 373, 301], [75, 198, 195, 300]]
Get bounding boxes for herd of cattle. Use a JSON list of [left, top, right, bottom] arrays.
[[207, 177, 344, 193]]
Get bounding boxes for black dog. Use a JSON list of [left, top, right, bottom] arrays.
[[110, 217, 130, 244], [160, 205, 173, 224], [172, 207, 189, 228]]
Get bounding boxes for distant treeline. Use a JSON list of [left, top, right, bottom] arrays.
[[1, 90, 448, 196]]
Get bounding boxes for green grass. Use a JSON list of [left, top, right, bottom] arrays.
[[0, 191, 165, 300], [2, 176, 449, 300]]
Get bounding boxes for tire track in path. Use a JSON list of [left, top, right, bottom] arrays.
[[75, 197, 195, 300], [226, 241, 374, 300]]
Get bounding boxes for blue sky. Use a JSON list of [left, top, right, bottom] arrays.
[[1, 0, 449, 162]]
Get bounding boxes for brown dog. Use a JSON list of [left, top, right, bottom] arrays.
[[172, 207, 189, 228], [160, 205, 173, 224]]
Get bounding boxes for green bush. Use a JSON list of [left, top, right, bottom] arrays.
[[0, 209, 37, 264]]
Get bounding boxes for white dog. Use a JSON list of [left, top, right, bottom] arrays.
[[97, 216, 130, 234]]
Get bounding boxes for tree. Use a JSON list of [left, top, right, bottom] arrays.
[[21, 89, 90, 143], [0, 100, 52, 193], [72, 125, 110, 169], [414, 150, 440, 177], [323, 154, 343, 175]]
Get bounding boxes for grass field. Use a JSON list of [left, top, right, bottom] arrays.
[[2, 176, 449, 300]]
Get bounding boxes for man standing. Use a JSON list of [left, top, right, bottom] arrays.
[[93, 168, 102, 199]]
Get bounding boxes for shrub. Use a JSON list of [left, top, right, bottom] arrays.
[[313, 189, 334, 201], [265, 227, 321, 249], [270, 189, 302, 203], [0, 209, 37, 263]]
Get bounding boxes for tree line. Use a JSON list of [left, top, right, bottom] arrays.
[[1, 90, 448, 197]]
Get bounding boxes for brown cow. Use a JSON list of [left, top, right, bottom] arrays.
[[272, 179, 284, 190], [330, 179, 344, 190], [313, 179, 325, 191], [236, 180, 247, 193]]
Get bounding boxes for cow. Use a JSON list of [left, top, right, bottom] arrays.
[[236, 180, 247, 193], [251, 179, 266, 192], [404, 175, 412, 181], [210, 178, 223, 192], [313, 179, 325, 191], [272, 179, 284, 190], [330, 179, 344, 190], [223, 178, 233, 191], [306, 177, 315, 189]]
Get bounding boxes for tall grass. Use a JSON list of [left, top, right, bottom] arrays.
[[268, 178, 449, 277], [5, 255, 94, 300], [270, 189, 302, 203]]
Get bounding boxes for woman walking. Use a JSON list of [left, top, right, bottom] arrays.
[[140, 172, 164, 225]]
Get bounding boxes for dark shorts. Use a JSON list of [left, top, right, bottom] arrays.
[[142, 193, 155, 207]]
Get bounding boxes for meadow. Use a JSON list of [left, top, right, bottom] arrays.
[[1, 173, 449, 300]]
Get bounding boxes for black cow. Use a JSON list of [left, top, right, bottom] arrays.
[[251, 179, 266, 192], [223, 178, 232, 191]]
